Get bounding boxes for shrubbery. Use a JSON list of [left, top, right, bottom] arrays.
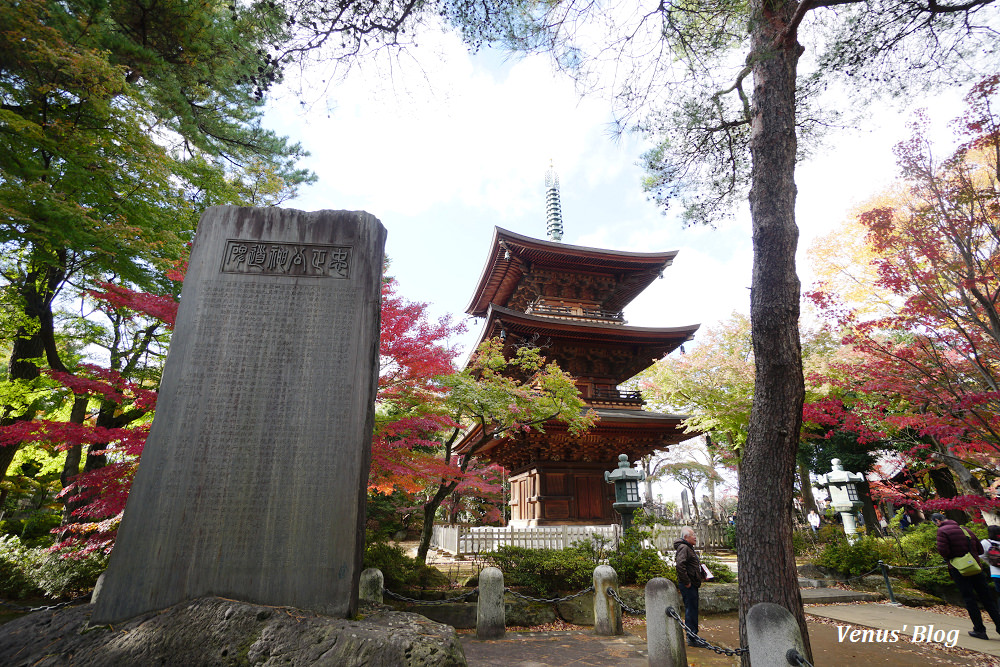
[[724, 523, 737, 551], [480, 531, 737, 595], [362, 541, 449, 590], [815, 533, 896, 577], [809, 521, 983, 595], [608, 530, 677, 586], [482, 544, 595, 597], [0, 536, 107, 600], [701, 553, 736, 583]]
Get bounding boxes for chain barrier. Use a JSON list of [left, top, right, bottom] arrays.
[[786, 647, 815, 667], [382, 587, 480, 605], [883, 563, 948, 571], [841, 566, 884, 583], [505, 586, 594, 604], [0, 594, 91, 613], [665, 605, 749, 657], [605, 587, 645, 616]]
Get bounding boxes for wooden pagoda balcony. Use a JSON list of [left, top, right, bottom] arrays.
[[525, 302, 626, 323], [590, 388, 645, 406]]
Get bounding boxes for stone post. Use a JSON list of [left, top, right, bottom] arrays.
[[645, 577, 686, 667], [593, 565, 623, 636], [359, 568, 383, 605], [746, 602, 808, 666], [477, 567, 505, 639], [91, 207, 387, 624], [90, 572, 105, 605]]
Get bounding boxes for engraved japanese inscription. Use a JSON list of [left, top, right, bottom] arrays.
[[222, 239, 352, 278]]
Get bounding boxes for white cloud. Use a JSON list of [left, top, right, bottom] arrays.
[[266, 25, 974, 361]]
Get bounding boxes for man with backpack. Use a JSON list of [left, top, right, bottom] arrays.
[[981, 524, 1000, 595], [932, 512, 1000, 640]]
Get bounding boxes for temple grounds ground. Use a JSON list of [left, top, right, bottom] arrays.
[[460, 605, 1000, 666], [413, 544, 1000, 666]]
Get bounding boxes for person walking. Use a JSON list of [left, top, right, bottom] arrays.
[[675, 525, 707, 647], [981, 524, 1000, 595], [808, 509, 821, 533], [932, 512, 1000, 639]]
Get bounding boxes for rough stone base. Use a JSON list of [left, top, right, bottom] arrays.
[[0, 597, 466, 667], [699, 583, 740, 614]]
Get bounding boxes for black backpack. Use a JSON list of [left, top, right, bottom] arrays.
[[986, 540, 1000, 568]]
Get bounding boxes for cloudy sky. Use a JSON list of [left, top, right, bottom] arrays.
[[266, 27, 965, 360], [263, 27, 967, 504]]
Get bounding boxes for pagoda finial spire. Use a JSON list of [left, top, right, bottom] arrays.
[[544, 160, 564, 242]]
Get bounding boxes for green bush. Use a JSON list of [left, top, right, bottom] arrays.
[[569, 534, 613, 566], [608, 547, 674, 586], [701, 554, 736, 584], [792, 529, 811, 556], [363, 541, 448, 591], [723, 523, 737, 551], [36, 549, 108, 598], [19, 512, 62, 544], [0, 537, 107, 600], [0, 536, 44, 599], [886, 522, 954, 594], [806, 521, 976, 597], [608, 530, 674, 586], [482, 545, 594, 597], [815, 533, 895, 577]]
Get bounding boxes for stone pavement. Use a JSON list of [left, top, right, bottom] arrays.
[[808, 601, 1000, 658], [459, 602, 998, 666]]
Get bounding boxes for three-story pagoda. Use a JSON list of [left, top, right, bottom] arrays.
[[458, 169, 700, 526]]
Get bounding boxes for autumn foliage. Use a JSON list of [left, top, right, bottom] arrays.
[[806, 76, 1000, 513], [368, 277, 469, 495], [0, 267, 508, 555]]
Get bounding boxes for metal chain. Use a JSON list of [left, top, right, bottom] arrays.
[[382, 587, 479, 605], [0, 594, 90, 613], [666, 605, 748, 657], [885, 563, 948, 571], [842, 566, 883, 582], [605, 587, 645, 616], [505, 586, 594, 604]]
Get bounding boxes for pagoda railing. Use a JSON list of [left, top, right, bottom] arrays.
[[526, 303, 625, 322], [591, 388, 644, 404]]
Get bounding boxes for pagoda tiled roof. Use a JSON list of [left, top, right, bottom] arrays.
[[474, 305, 698, 382], [454, 407, 692, 462], [466, 227, 678, 317]]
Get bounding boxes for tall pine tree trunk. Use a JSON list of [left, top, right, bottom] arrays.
[[737, 1, 811, 662]]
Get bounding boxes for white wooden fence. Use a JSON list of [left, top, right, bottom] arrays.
[[648, 524, 728, 551], [431, 525, 620, 556], [430, 523, 728, 556]]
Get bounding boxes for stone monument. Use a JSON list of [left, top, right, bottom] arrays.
[[92, 206, 386, 624]]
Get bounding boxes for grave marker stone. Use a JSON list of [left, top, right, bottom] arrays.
[[92, 206, 386, 624]]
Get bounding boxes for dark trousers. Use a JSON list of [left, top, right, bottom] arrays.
[[679, 583, 700, 642], [950, 568, 1000, 633]]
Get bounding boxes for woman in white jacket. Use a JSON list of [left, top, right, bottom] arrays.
[[980, 524, 1000, 595]]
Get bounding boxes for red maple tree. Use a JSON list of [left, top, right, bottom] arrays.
[[805, 76, 1000, 513], [0, 264, 498, 555]]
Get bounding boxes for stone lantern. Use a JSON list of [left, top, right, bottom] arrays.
[[816, 458, 866, 543], [604, 454, 646, 532]]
